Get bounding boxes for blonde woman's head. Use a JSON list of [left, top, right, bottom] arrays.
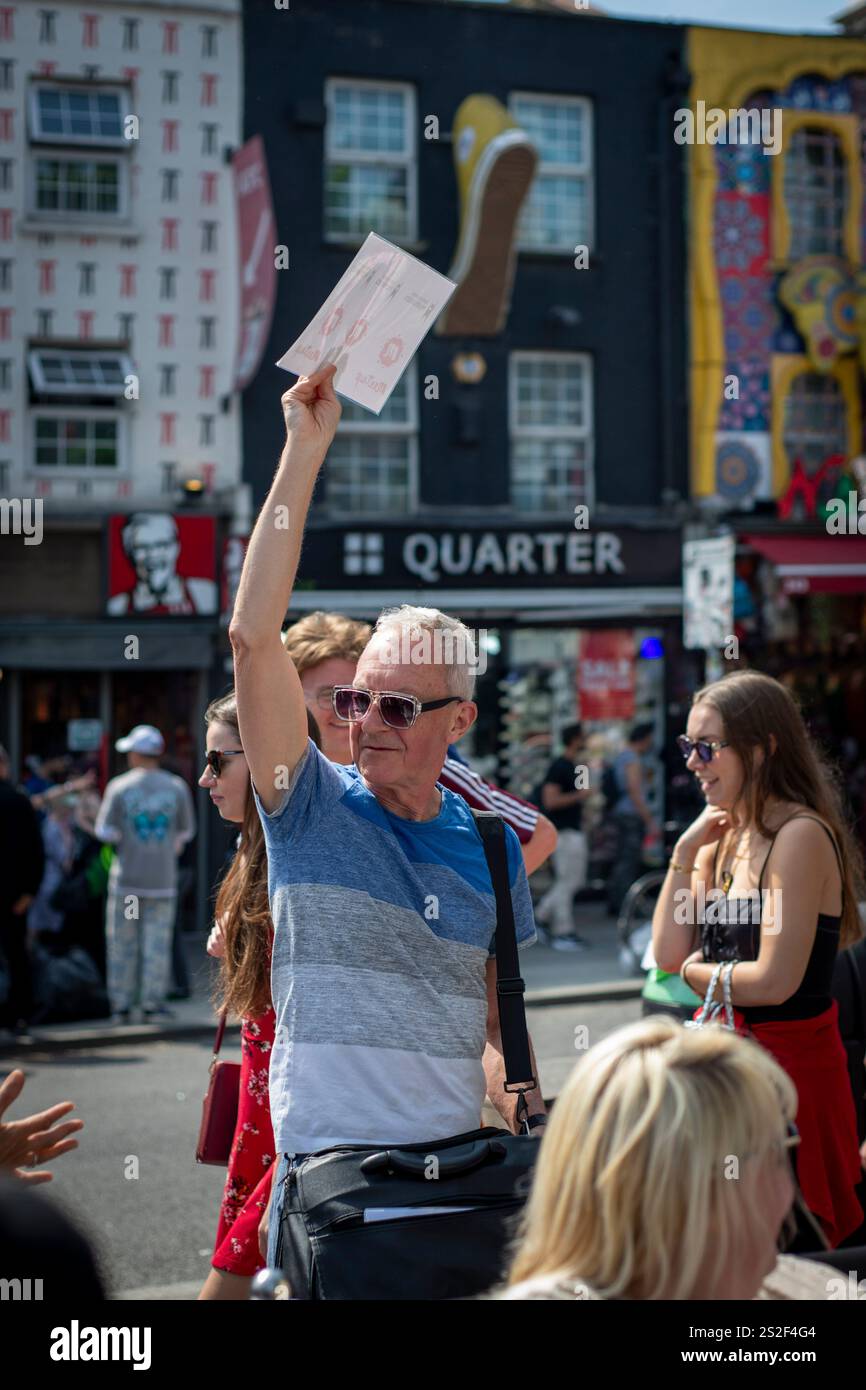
[[507, 1018, 798, 1300]]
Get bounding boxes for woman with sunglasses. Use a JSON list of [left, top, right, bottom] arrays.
[[652, 670, 865, 1248], [197, 691, 321, 1300]]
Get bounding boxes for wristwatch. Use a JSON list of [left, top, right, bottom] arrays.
[[526, 1113, 548, 1131]]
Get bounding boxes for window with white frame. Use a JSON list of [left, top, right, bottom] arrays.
[[318, 366, 417, 514], [32, 153, 125, 217], [324, 79, 416, 242], [32, 412, 124, 472], [509, 352, 593, 512], [509, 93, 593, 252], [27, 83, 132, 221], [28, 348, 133, 395], [29, 86, 129, 145], [28, 348, 131, 474]]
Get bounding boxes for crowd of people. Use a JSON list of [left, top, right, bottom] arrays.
[[200, 363, 865, 1297], [1, 361, 865, 1303], [0, 730, 196, 1036]]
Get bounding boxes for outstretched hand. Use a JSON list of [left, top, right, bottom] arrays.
[[0, 1069, 83, 1185], [280, 362, 342, 456]]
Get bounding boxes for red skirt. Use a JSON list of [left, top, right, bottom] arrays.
[[709, 1000, 863, 1248], [212, 1008, 276, 1277]]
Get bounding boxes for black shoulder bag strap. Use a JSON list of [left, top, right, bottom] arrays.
[[471, 810, 538, 1131]]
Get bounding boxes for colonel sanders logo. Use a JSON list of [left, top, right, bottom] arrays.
[[107, 512, 217, 616]]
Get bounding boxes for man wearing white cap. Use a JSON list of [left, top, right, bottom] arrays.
[[94, 726, 196, 1022]]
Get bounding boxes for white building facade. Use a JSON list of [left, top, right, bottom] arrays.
[[1, 0, 242, 507], [0, 1, 246, 939]]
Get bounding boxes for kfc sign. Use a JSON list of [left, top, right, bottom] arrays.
[[106, 513, 217, 616]]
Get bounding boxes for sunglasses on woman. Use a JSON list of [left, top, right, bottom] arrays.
[[676, 734, 730, 764], [204, 749, 245, 777], [307, 685, 337, 713], [331, 686, 461, 730]]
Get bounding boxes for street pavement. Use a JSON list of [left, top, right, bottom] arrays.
[[0, 994, 642, 1300]]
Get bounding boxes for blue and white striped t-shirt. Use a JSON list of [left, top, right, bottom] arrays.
[[253, 739, 536, 1156]]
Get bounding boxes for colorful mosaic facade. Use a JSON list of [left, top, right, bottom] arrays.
[[688, 28, 866, 514]]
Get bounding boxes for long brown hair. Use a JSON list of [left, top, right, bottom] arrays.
[[205, 691, 321, 1018], [693, 670, 864, 948]]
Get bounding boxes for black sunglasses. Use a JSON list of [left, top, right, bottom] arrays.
[[331, 686, 461, 730], [204, 749, 245, 777], [676, 734, 730, 764]]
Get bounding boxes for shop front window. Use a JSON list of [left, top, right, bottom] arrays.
[[496, 626, 667, 887], [20, 673, 101, 768], [111, 669, 199, 786]]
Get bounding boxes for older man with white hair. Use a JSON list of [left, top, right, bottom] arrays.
[[229, 364, 546, 1279]]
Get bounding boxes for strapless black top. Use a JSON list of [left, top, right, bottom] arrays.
[[700, 814, 842, 1024]]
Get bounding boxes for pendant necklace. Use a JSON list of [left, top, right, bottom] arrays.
[[720, 835, 752, 896]]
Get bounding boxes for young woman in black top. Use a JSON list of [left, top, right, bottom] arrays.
[[653, 670, 865, 1247]]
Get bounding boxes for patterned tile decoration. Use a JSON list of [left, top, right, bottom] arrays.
[[714, 431, 773, 503], [718, 360, 770, 431], [773, 284, 807, 354], [712, 73, 865, 493], [714, 192, 770, 276], [851, 76, 866, 265], [786, 75, 852, 114], [721, 275, 780, 359], [779, 256, 859, 369], [715, 141, 771, 196]]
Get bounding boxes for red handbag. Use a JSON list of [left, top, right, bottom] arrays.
[[195, 1013, 241, 1166]]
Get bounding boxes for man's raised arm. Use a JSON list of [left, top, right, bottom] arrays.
[[229, 364, 341, 813]]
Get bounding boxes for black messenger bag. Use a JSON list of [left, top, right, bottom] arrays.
[[276, 811, 541, 1300]]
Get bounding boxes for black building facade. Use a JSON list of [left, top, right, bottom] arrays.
[[240, 0, 691, 794]]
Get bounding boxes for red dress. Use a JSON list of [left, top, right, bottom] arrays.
[[211, 1006, 277, 1277], [694, 1000, 863, 1249], [745, 1003, 863, 1248]]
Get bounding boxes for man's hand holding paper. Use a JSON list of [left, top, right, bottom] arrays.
[[276, 232, 456, 415]]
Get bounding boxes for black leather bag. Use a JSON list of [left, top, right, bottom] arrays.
[[276, 811, 540, 1300]]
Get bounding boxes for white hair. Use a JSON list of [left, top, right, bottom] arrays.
[[372, 604, 478, 701]]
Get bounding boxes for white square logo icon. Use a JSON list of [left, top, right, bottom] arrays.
[[343, 532, 383, 576]]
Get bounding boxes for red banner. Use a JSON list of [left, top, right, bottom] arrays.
[[578, 630, 635, 721], [232, 136, 278, 391], [221, 534, 248, 622]]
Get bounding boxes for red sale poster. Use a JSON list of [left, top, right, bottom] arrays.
[[578, 630, 635, 721]]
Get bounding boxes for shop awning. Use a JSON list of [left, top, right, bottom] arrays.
[[741, 534, 866, 596], [0, 621, 217, 669]]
